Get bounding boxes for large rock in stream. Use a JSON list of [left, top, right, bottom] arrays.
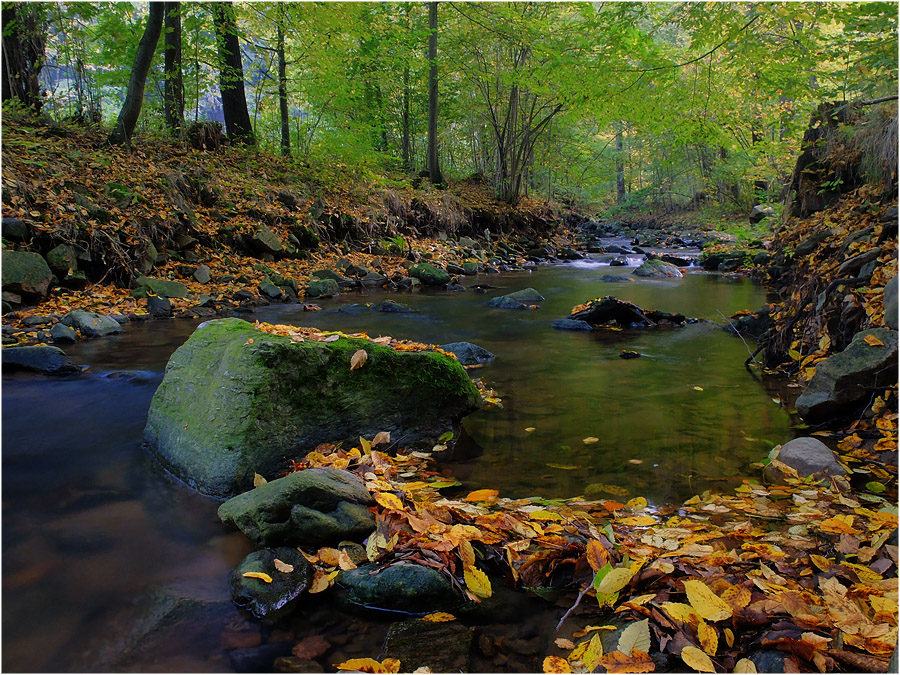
[[567, 296, 686, 328], [144, 318, 481, 496]]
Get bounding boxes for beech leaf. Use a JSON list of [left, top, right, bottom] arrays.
[[684, 579, 733, 621], [372, 431, 391, 446], [734, 658, 758, 673], [681, 645, 716, 672], [542, 656, 571, 673], [595, 566, 635, 594], [374, 492, 404, 510], [463, 567, 492, 599], [617, 619, 651, 656], [464, 488, 499, 502], [583, 634, 605, 670], [253, 472, 267, 487], [350, 349, 368, 370], [698, 620, 718, 656]]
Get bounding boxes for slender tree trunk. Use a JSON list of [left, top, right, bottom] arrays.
[[212, 2, 255, 144], [2, 3, 47, 112], [109, 3, 165, 146], [426, 1, 443, 184], [401, 64, 411, 171], [164, 2, 184, 135], [277, 10, 289, 156], [615, 122, 626, 204]]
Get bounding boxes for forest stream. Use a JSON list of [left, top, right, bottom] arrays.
[[2, 249, 802, 672]]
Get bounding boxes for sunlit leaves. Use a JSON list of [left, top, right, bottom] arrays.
[[464, 489, 499, 502], [374, 492, 404, 510], [335, 657, 400, 673], [463, 567, 492, 599], [683, 579, 733, 621]]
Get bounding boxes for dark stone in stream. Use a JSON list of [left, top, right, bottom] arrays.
[[439, 341, 495, 365], [218, 468, 375, 546], [229, 643, 294, 673], [599, 274, 632, 283], [568, 296, 686, 328], [488, 287, 545, 309], [723, 306, 772, 340], [2, 345, 78, 374], [233, 289, 255, 301], [660, 254, 692, 267], [62, 309, 123, 337], [146, 294, 173, 318], [339, 562, 461, 613], [380, 618, 473, 672], [609, 257, 628, 266], [376, 300, 416, 313], [50, 322, 78, 343], [230, 547, 312, 619], [552, 318, 593, 332]]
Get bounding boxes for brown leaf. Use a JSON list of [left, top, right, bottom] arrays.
[[372, 431, 391, 446], [350, 349, 368, 370], [273, 558, 294, 573], [586, 539, 610, 572], [597, 650, 655, 673]]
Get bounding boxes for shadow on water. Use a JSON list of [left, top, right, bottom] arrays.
[[2, 264, 796, 671]]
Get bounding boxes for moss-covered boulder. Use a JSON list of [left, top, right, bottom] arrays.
[[633, 259, 683, 278], [144, 318, 481, 496], [2, 250, 53, 298], [409, 263, 451, 286]]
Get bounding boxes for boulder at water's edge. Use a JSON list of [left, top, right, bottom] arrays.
[[144, 318, 481, 496]]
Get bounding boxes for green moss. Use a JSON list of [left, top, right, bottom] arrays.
[[144, 319, 481, 496]]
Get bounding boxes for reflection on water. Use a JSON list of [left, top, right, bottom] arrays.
[[2, 262, 794, 671]]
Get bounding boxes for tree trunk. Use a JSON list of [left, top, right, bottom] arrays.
[[164, 2, 184, 135], [108, 3, 165, 146], [2, 3, 47, 112], [401, 64, 411, 171], [277, 10, 289, 156], [212, 2, 255, 144], [426, 1, 443, 184], [615, 122, 626, 204]]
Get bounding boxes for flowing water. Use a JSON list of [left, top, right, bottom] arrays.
[[2, 258, 798, 672]]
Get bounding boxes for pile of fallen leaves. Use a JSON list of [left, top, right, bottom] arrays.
[[261, 429, 897, 673]]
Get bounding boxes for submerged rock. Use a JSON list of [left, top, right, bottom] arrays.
[[567, 296, 686, 328], [552, 318, 593, 332], [488, 287, 545, 309], [230, 547, 312, 619], [340, 562, 461, 613], [439, 341, 495, 366], [380, 618, 473, 672], [795, 328, 898, 423], [144, 318, 481, 496], [2, 345, 78, 375], [633, 259, 683, 278], [218, 468, 374, 547]]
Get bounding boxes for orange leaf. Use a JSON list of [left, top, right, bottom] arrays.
[[597, 650, 655, 673], [335, 658, 398, 673], [374, 492, 404, 511], [586, 539, 610, 572], [241, 571, 273, 583], [542, 656, 571, 673], [864, 334, 885, 346], [465, 488, 499, 502]]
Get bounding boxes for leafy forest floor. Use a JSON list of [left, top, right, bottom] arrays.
[[2, 113, 898, 673]]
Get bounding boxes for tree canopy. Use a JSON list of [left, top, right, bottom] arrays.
[[6, 1, 897, 207]]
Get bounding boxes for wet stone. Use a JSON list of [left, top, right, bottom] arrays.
[[230, 547, 312, 619], [380, 618, 473, 672]]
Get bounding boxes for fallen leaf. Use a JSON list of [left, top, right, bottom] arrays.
[[525, 427, 536, 432], [684, 579, 733, 621], [464, 567, 492, 598], [586, 539, 610, 572], [617, 619, 650, 656], [253, 472, 267, 487], [350, 349, 368, 370], [338, 549, 357, 571], [583, 437, 600, 444], [374, 492, 404, 510], [864, 334, 885, 346], [422, 612, 456, 622], [554, 638, 576, 649], [583, 634, 605, 670], [273, 558, 294, 573], [698, 620, 718, 656], [595, 566, 635, 594], [621, 515, 656, 527], [542, 656, 571, 673], [734, 658, 758, 673], [335, 657, 398, 673], [465, 489, 499, 502], [681, 645, 715, 672], [373, 431, 391, 446], [597, 650, 654, 673], [241, 572, 273, 583], [292, 635, 330, 659], [693, 386, 704, 391], [309, 570, 330, 593]]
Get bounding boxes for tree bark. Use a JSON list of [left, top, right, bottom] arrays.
[[427, 1, 443, 184], [212, 2, 255, 144], [615, 122, 626, 204], [164, 2, 184, 134], [108, 3, 165, 146], [277, 8, 289, 156], [2, 3, 47, 112]]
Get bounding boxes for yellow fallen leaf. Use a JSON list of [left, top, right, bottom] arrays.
[[241, 571, 273, 583], [693, 386, 704, 391], [309, 569, 330, 593], [864, 334, 885, 346], [583, 634, 604, 670], [335, 657, 396, 673], [661, 602, 700, 624], [464, 567, 492, 599], [374, 492, 404, 510], [525, 427, 536, 432], [681, 645, 715, 672], [626, 496, 648, 510], [422, 612, 457, 622], [620, 515, 656, 527], [595, 567, 635, 594], [684, 579, 733, 621], [529, 509, 564, 521], [542, 656, 571, 673], [273, 558, 294, 573], [698, 620, 718, 655], [734, 657, 758, 673], [253, 472, 267, 487], [583, 437, 600, 444], [350, 349, 368, 370]]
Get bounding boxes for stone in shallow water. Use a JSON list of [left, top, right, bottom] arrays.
[[230, 547, 311, 619], [380, 618, 473, 672], [766, 437, 846, 482], [2, 345, 78, 375], [340, 562, 461, 613], [439, 341, 494, 365]]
